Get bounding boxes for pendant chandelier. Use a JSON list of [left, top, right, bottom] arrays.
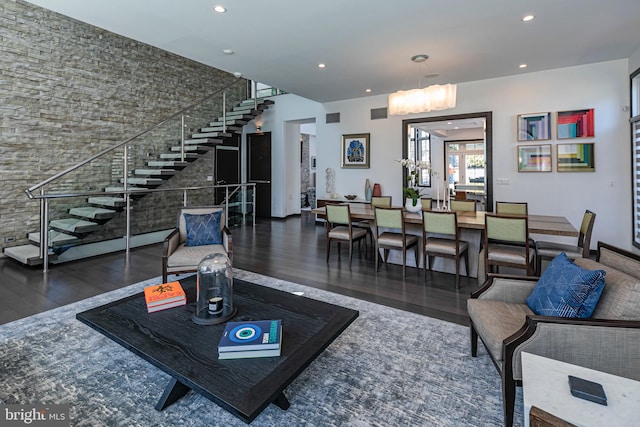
[[388, 54, 456, 116]]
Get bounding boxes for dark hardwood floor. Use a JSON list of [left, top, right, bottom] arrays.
[[0, 212, 479, 326]]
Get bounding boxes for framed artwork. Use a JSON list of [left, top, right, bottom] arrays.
[[518, 144, 552, 172], [517, 112, 551, 141], [557, 108, 595, 139], [341, 133, 370, 168], [556, 143, 595, 172]]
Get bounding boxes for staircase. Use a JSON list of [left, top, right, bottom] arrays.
[[5, 98, 274, 266]]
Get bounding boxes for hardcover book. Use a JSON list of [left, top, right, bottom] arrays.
[[218, 319, 282, 357], [143, 281, 186, 313]]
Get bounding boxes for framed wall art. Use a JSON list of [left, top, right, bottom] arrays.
[[517, 112, 551, 141], [557, 108, 594, 139], [556, 143, 595, 172], [518, 144, 552, 172], [341, 133, 370, 168]]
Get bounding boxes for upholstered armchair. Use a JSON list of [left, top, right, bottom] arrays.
[[468, 242, 640, 427], [162, 206, 232, 282]]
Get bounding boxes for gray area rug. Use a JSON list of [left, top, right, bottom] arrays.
[[0, 269, 524, 426]]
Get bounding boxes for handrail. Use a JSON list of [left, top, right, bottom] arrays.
[[26, 78, 245, 197], [26, 183, 254, 201]]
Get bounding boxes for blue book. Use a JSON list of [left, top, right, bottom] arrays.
[[218, 319, 282, 354]]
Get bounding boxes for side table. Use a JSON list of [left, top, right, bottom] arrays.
[[522, 352, 640, 427]]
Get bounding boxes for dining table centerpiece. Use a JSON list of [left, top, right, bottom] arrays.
[[399, 158, 430, 213]]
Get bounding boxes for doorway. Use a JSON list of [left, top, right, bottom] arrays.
[[402, 112, 493, 211], [247, 132, 272, 218]]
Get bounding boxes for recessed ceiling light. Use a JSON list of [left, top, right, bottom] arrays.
[[519, 63, 528, 69], [223, 49, 234, 55], [318, 63, 326, 68], [522, 15, 534, 22], [365, 89, 372, 93], [213, 5, 226, 13]]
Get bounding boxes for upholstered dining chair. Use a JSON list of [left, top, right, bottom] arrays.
[[371, 196, 392, 207], [374, 206, 419, 278], [421, 210, 470, 288], [162, 206, 231, 282], [325, 204, 368, 266], [484, 213, 534, 276], [449, 200, 476, 212], [420, 198, 433, 210], [535, 209, 596, 275], [496, 201, 528, 215]]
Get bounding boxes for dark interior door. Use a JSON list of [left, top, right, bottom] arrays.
[[248, 132, 272, 218], [215, 147, 239, 204]]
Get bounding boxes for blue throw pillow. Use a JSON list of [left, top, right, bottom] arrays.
[[184, 211, 222, 247], [526, 252, 606, 318]]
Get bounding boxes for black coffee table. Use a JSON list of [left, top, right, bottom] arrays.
[[76, 276, 358, 423]]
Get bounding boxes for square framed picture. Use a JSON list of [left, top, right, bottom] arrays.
[[557, 109, 595, 139], [556, 143, 595, 172], [517, 112, 551, 141], [341, 133, 370, 168], [518, 144, 552, 172]]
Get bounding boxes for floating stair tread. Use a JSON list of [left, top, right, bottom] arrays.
[[170, 145, 213, 152], [121, 177, 164, 185], [230, 108, 260, 115], [4, 244, 57, 266], [50, 218, 101, 234], [238, 98, 274, 106], [183, 138, 222, 145], [103, 186, 137, 193], [208, 119, 247, 126], [160, 153, 198, 160], [88, 196, 126, 207], [29, 230, 80, 246], [200, 125, 242, 133], [147, 160, 188, 168], [70, 206, 117, 220], [133, 168, 176, 176], [190, 131, 232, 139]]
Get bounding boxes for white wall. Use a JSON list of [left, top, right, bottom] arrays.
[[245, 94, 324, 217], [259, 59, 633, 250]]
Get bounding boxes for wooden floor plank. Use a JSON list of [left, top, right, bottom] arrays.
[[0, 212, 478, 326]]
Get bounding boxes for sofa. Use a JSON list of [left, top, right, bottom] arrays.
[[467, 241, 640, 427]]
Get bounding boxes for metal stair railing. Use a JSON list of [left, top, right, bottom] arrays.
[[26, 183, 256, 271], [23, 78, 273, 272]]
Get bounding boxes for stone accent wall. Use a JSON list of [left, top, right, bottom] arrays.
[[0, 0, 246, 251]]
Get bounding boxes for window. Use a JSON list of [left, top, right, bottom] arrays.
[[632, 68, 640, 248], [445, 141, 485, 186], [407, 126, 431, 186]]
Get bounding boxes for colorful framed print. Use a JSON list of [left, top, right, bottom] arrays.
[[518, 144, 552, 172], [557, 109, 595, 139], [517, 112, 551, 141], [341, 133, 370, 168], [556, 143, 595, 172]]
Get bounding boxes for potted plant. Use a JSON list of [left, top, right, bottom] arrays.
[[399, 158, 429, 212]]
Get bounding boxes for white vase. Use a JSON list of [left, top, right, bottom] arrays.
[[405, 198, 421, 213]]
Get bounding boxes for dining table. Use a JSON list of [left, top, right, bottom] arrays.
[[313, 203, 579, 281]]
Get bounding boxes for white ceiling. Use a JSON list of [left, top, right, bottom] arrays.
[[24, 0, 640, 103]]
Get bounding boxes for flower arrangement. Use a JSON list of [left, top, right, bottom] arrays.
[[398, 158, 430, 206]]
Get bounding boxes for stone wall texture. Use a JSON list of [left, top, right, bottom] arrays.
[[0, 0, 246, 251]]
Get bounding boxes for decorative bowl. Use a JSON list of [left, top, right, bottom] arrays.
[[344, 194, 357, 200]]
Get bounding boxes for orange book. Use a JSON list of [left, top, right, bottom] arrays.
[[143, 281, 186, 312]]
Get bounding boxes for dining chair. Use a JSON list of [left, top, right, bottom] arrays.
[[495, 201, 528, 215], [535, 209, 596, 275], [454, 190, 467, 200], [325, 204, 368, 266], [449, 200, 476, 212], [484, 213, 534, 275], [374, 206, 419, 278], [420, 198, 433, 210], [371, 196, 392, 207], [421, 210, 469, 288]]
